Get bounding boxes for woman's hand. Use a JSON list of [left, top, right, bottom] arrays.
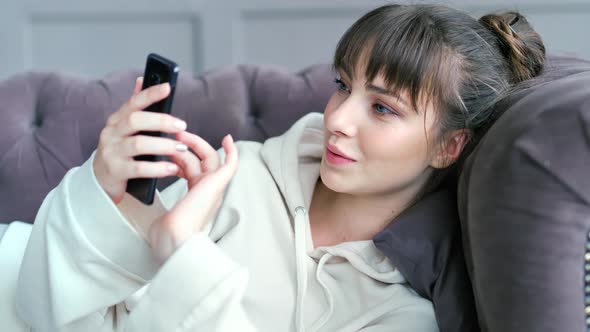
[[147, 133, 239, 262], [93, 77, 189, 204]]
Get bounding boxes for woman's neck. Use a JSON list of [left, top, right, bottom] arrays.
[[308, 179, 417, 247]]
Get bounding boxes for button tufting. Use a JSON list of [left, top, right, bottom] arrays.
[[32, 110, 43, 128]]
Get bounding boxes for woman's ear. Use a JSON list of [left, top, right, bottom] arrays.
[[431, 129, 469, 169]]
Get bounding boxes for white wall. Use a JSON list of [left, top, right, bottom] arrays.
[[1, 0, 588, 80]]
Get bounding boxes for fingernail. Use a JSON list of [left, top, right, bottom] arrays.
[[227, 134, 233, 142], [175, 143, 188, 152], [167, 164, 178, 172], [136, 76, 142, 82], [160, 83, 170, 92], [174, 120, 187, 130]]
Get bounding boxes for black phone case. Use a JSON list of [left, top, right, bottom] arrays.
[[126, 53, 179, 205]]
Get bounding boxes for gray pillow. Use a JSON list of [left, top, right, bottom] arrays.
[[374, 189, 479, 332]]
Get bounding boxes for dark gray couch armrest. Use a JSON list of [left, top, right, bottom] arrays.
[[458, 56, 590, 331]]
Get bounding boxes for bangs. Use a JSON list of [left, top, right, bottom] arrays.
[[334, 5, 461, 113]]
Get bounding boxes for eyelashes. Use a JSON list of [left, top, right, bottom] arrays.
[[333, 78, 350, 93], [333, 77, 399, 117], [373, 104, 392, 115]]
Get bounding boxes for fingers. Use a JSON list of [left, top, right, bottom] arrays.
[[97, 136, 185, 182], [121, 135, 188, 158], [114, 110, 187, 137], [98, 147, 179, 180], [128, 82, 170, 111], [105, 77, 185, 138], [107, 82, 172, 127], [154, 134, 238, 239], [124, 160, 179, 179], [132, 134, 235, 189], [169, 148, 203, 183], [170, 133, 237, 187], [133, 76, 144, 95], [186, 134, 237, 193], [93, 77, 186, 205], [107, 78, 179, 130], [176, 131, 219, 172], [219, 134, 238, 180], [168, 134, 237, 219]]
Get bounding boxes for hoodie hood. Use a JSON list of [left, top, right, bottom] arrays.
[[260, 112, 324, 216]]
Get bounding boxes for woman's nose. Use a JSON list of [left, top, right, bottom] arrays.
[[326, 97, 360, 137]]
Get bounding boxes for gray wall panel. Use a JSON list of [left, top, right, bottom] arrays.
[[0, 0, 588, 79], [527, 10, 590, 56], [27, 14, 201, 77], [238, 10, 361, 71]]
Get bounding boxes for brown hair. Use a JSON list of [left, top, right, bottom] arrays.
[[333, 4, 546, 199], [480, 12, 545, 84]]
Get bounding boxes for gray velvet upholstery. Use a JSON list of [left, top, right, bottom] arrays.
[[458, 55, 590, 331], [0, 64, 335, 223]]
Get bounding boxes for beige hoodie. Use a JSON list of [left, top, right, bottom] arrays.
[[16, 112, 437, 331]]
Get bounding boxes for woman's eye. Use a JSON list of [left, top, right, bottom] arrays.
[[373, 104, 396, 116], [333, 78, 349, 93]]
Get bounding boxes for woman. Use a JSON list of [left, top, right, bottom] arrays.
[[16, 4, 545, 331]]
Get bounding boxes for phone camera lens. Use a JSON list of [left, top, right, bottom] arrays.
[[150, 73, 161, 84]]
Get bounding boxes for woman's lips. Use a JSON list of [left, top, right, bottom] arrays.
[[325, 145, 356, 165]]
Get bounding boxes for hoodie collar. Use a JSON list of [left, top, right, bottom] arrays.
[[260, 112, 324, 215]]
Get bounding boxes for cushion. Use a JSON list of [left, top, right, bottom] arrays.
[[458, 55, 590, 331], [374, 189, 478, 331]]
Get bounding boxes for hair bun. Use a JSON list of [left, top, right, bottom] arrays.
[[479, 12, 546, 84]]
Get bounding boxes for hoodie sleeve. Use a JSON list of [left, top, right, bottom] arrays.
[[124, 233, 256, 331], [15, 151, 256, 331]]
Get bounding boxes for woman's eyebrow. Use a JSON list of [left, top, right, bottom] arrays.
[[366, 83, 410, 108]]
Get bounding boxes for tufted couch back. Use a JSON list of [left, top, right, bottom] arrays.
[[0, 64, 335, 223]]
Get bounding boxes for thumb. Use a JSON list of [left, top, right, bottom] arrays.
[[167, 134, 238, 229], [216, 134, 239, 182]]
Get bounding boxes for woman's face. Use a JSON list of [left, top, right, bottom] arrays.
[[320, 67, 441, 199]]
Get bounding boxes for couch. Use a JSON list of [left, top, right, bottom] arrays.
[[1, 55, 589, 331]]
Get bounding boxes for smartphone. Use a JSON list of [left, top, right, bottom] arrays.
[[126, 53, 179, 205]]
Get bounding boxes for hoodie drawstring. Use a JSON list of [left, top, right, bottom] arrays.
[[310, 253, 334, 332], [294, 206, 335, 332], [294, 206, 308, 332]]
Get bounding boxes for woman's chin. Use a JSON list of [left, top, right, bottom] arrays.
[[319, 161, 349, 193]]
